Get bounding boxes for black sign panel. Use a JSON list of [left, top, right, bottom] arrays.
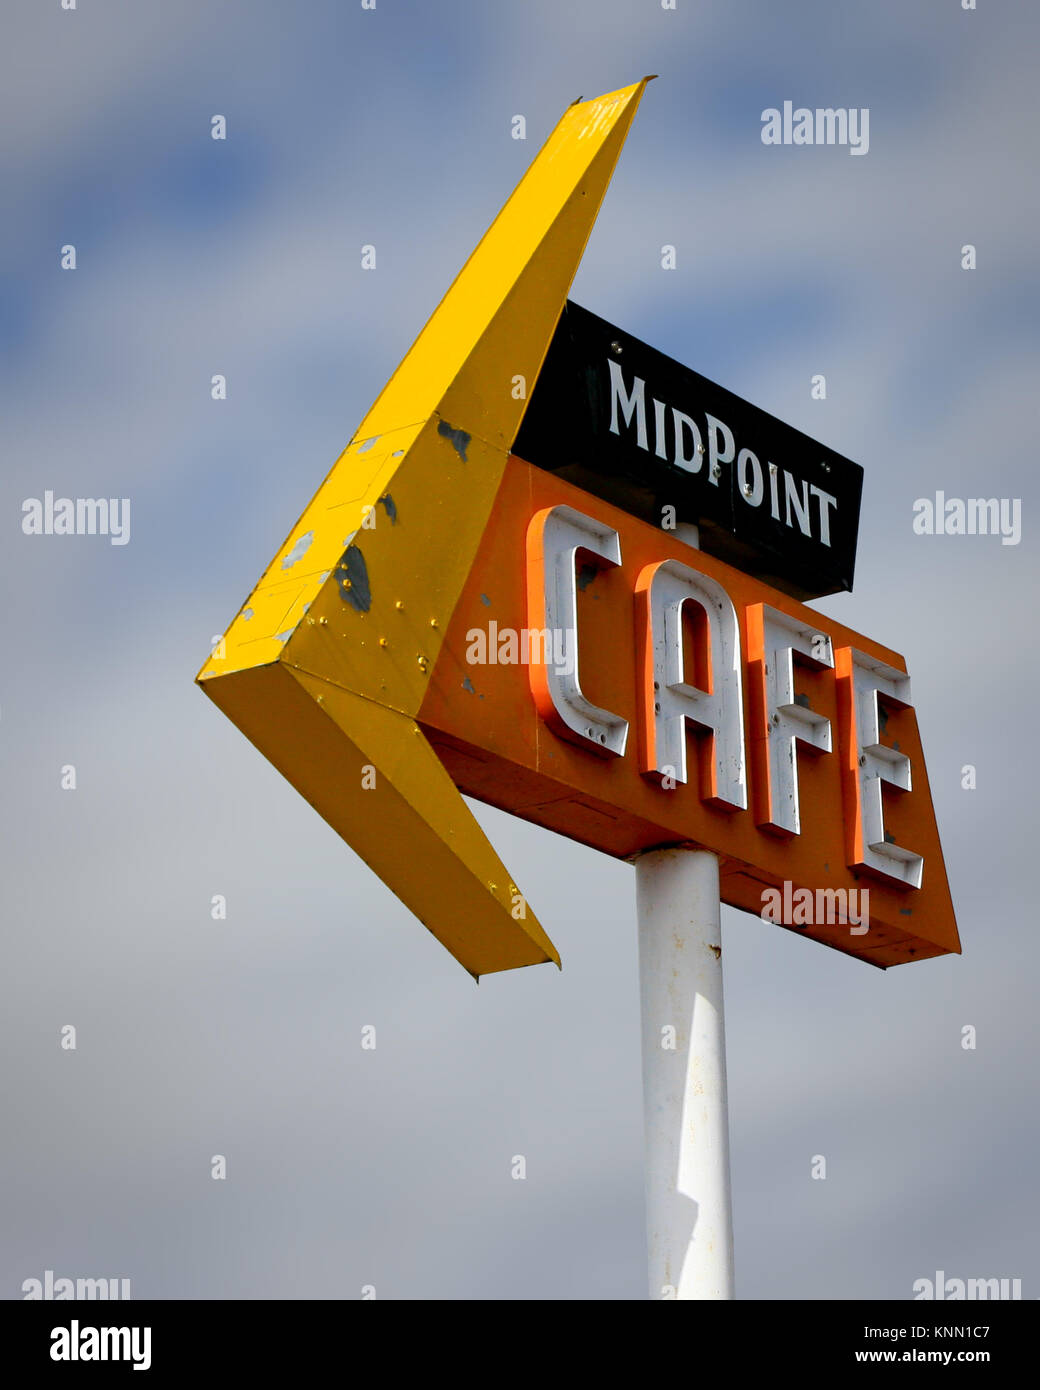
[[514, 301, 863, 599]]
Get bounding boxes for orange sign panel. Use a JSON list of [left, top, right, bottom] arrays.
[[418, 455, 959, 969]]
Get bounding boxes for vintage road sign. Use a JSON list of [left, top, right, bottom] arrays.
[[197, 78, 959, 978], [514, 300, 863, 599]]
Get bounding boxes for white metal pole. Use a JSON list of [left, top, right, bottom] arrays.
[[635, 845, 734, 1299]]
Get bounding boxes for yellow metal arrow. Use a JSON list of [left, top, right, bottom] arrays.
[[197, 79, 653, 978]]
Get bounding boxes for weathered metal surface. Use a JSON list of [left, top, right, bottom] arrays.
[[197, 80, 656, 978], [636, 848, 734, 1299]]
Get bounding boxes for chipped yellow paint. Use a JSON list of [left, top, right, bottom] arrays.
[[197, 420, 426, 680], [196, 79, 654, 977], [286, 421, 513, 718]]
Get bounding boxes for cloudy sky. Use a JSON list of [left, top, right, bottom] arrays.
[[2, 0, 1037, 1300]]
